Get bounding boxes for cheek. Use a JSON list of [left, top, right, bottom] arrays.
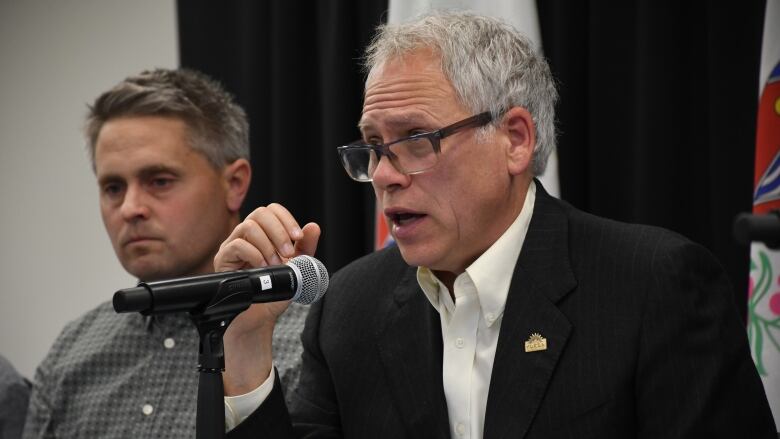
[[163, 199, 205, 232], [440, 163, 506, 233], [167, 189, 228, 241], [99, 207, 121, 240], [416, 175, 461, 236]]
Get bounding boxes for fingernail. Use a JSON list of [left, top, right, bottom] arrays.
[[282, 243, 294, 257], [292, 228, 303, 239]]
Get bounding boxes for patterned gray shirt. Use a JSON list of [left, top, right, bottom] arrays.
[[1, 354, 30, 439], [22, 301, 307, 438]]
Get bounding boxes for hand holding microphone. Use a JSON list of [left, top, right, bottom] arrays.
[[215, 203, 322, 396]]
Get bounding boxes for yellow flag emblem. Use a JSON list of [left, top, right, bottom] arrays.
[[524, 333, 547, 352]]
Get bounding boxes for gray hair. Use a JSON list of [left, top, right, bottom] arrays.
[[364, 11, 558, 176], [85, 68, 249, 171]]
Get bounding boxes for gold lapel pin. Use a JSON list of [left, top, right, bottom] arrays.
[[524, 333, 547, 352]]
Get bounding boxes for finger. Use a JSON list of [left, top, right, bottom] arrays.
[[221, 215, 259, 250], [294, 222, 321, 257], [267, 203, 304, 241], [214, 239, 269, 272], [247, 205, 298, 259], [239, 220, 284, 266], [220, 220, 281, 265]]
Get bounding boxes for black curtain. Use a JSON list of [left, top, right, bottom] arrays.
[[178, 1, 389, 272], [178, 1, 765, 317], [538, 1, 766, 318]]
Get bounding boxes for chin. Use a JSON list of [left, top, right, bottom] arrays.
[[124, 260, 169, 282], [396, 243, 441, 270]]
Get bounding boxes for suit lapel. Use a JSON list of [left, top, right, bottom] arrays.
[[483, 184, 577, 439], [376, 266, 450, 439]]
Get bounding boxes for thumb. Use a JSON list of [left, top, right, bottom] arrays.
[[294, 222, 321, 257]]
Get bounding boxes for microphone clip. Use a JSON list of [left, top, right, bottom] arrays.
[[189, 274, 254, 372], [188, 274, 254, 439]]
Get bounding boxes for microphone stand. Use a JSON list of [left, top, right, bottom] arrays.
[[733, 210, 780, 249], [189, 275, 254, 439]]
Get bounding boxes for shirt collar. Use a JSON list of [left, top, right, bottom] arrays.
[[417, 181, 536, 327]]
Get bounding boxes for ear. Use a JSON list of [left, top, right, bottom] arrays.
[[222, 158, 252, 213], [502, 107, 536, 176]]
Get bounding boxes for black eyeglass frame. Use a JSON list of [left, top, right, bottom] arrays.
[[337, 111, 494, 181]]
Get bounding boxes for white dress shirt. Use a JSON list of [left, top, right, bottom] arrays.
[[224, 367, 275, 431], [416, 181, 535, 439]]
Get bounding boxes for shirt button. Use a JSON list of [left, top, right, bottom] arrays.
[[486, 313, 495, 323], [455, 338, 465, 348], [163, 338, 175, 349], [142, 404, 154, 416], [456, 422, 466, 435]]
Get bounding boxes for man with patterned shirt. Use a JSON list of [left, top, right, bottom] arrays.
[[22, 69, 308, 438], [1, 354, 30, 439]]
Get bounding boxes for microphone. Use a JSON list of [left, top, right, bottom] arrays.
[[113, 255, 329, 315], [733, 211, 780, 249]]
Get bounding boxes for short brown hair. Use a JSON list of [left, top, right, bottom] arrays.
[[85, 68, 249, 171]]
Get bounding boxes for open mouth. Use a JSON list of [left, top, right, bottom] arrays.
[[387, 211, 426, 227]]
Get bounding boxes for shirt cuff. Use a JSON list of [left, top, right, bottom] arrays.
[[224, 367, 275, 431]]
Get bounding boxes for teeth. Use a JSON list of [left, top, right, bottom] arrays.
[[393, 213, 418, 225]]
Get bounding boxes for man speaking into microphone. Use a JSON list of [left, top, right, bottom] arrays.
[[23, 68, 314, 438], [217, 11, 776, 438]]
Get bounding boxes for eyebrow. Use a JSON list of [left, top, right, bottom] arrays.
[[97, 164, 181, 186], [137, 165, 180, 179]]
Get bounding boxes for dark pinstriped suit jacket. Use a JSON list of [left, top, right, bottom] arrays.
[[230, 183, 776, 438]]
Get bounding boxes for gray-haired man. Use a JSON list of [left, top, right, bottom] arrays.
[[218, 12, 775, 438]]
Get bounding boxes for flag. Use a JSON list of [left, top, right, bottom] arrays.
[[375, 0, 560, 250], [375, 203, 394, 249], [749, 0, 780, 427]]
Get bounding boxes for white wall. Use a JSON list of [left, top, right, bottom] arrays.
[[0, 0, 178, 379]]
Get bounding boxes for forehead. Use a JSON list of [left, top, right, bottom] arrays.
[[94, 116, 203, 177], [360, 50, 465, 132]]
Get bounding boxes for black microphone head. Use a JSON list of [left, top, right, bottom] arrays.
[[113, 285, 152, 313], [287, 255, 329, 304]]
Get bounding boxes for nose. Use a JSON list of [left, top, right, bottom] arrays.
[[119, 184, 151, 222], [371, 155, 411, 192]]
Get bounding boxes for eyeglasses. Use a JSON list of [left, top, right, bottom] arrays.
[[337, 112, 493, 182]]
